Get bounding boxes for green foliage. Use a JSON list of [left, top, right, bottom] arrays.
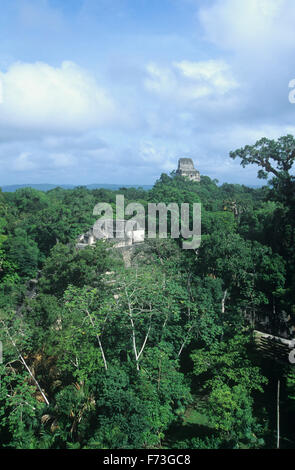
[[0, 146, 293, 449], [230, 135, 295, 180], [191, 334, 267, 447], [39, 241, 117, 297], [0, 365, 45, 448], [3, 228, 39, 278]]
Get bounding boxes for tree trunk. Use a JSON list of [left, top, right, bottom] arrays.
[[2, 321, 49, 406], [86, 310, 108, 371], [178, 324, 194, 357], [125, 286, 151, 371], [221, 289, 228, 314]]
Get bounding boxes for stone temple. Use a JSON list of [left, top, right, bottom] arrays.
[[176, 158, 200, 182], [76, 219, 145, 250]]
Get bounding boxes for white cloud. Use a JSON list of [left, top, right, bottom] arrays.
[[138, 141, 176, 170], [175, 60, 238, 95], [144, 59, 238, 103], [0, 61, 118, 134], [1, 0, 295, 187], [49, 153, 76, 168], [199, 0, 295, 53], [13, 152, 36, 171], [195, 0, 295, 144]]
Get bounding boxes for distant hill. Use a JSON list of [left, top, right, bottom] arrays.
[[0, 183, 153, 192]]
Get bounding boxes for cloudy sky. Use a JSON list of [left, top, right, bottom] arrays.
[[1, 0, 295, 186]]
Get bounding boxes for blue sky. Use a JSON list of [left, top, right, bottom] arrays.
[[1, 0, 295, 186]]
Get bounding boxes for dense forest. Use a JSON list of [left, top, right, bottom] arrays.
[[1, 136, 295, 449]]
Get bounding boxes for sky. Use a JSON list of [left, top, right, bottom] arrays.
[[1, 0, 295, 186]]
